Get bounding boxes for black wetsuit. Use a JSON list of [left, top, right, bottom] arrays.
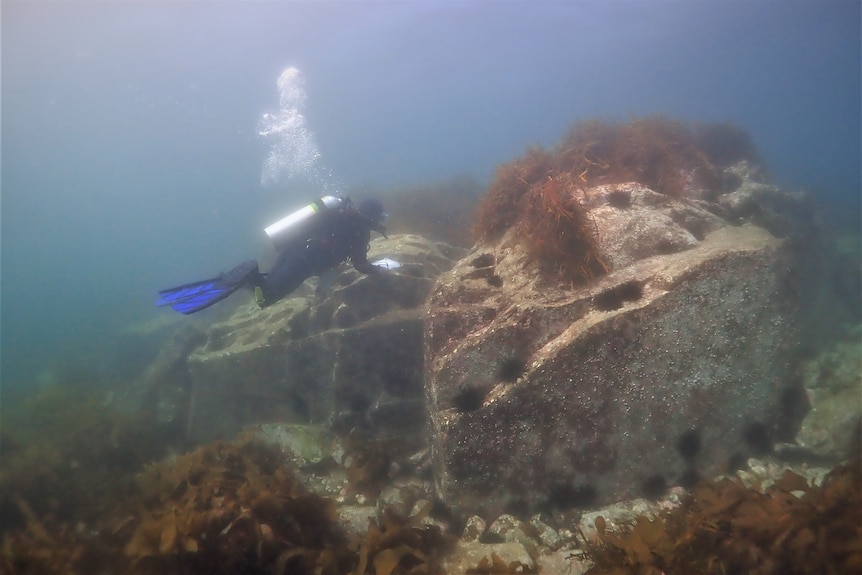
[[156, 199, 382, 315], [257, 205, 379, 304]]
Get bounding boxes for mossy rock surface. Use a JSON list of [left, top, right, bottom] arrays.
[[257, 423, 340, 465]]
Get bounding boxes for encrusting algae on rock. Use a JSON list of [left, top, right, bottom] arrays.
[[582, 459, 862, 575]]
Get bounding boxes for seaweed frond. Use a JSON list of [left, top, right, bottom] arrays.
[[517, 177, 609, 283], [474, 146, 554, 242], [472, 117, 764, 285], [583, 459, 862, 574]]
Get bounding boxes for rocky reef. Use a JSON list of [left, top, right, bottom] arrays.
[[2, 117, 859, 574], [3, 412, 858, 574], [134, 234, 467, 447]]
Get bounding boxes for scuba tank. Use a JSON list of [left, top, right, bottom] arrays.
[[264, 196, 346, 249]]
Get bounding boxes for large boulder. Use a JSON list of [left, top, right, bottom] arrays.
[[183, 234, 466, 445], [425, 182, 806, 519]]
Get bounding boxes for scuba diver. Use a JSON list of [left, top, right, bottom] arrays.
[[156, 196, 388, 315]]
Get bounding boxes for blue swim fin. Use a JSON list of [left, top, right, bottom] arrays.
[[156, 260, 260, 315]]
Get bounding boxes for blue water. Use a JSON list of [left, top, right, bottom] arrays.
[[2, 1, 859, 390]]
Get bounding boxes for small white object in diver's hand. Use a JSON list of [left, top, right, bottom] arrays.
[[373, 258, 401, 270]]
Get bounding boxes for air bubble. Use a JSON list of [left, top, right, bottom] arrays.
[[259, 67, 327, 187]]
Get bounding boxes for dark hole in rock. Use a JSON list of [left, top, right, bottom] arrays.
[[776, 378, 811, 442], [187, 469, 205, 486], [676, 429, 702, 461], [470, 253, 496, 268], [465, 267, 492, 280], [640, 474, 668, 499], [607, 189, 632, 209], [247, 443, 282, 475], [743, 421, 774, 456], [548, 483, 598, 510], [503, 497, 530, 518], [290, 391, 310, 420], [430, 497, 457, 527], [481, 308, 498, 322], [496, 357, 527, 383], [452, 386, 487, 413], [479, 531, 507, 544], [342, 389, 371, 414], [486, 274, 503, 288], [654, 239, 679, 255], [726, 451, 748, 473], [593, 280, 644, 311], [679, 467, 701, 489], [684, 220, 708, 241]]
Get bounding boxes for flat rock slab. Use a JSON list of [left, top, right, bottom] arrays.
[[184, 234, 466, 444]]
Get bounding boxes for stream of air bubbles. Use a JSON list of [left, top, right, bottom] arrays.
[[258, 67, 337, 191]]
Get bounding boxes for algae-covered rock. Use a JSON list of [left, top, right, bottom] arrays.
[[426, 178, 806, 518], [795, 331, 862, 460], [256, 423, 341, 466], [579, 182, 725, 269], [184, 234, 465, 444]]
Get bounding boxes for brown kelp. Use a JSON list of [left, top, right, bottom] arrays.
[[2, 431, 456, 575], [582, 459, 862, 575], [473, 117, 764, 285]]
